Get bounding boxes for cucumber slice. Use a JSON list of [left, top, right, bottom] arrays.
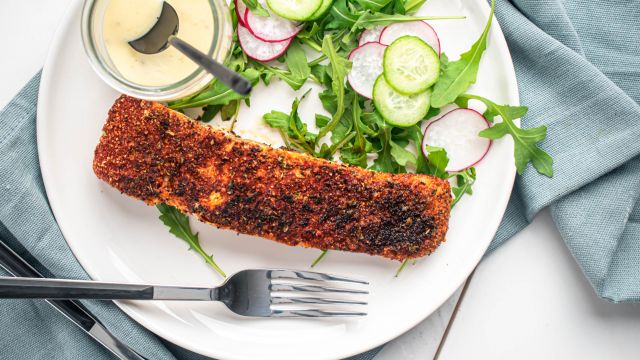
[[383, 36, 440, 95], [266, 0, 323, 21], [307, 0, 333, 20], [373, 75, 431, 127]]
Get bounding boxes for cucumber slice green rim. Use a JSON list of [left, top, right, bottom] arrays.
[[373, 75, 431, 128], [383, 36, 440, 95], [307, 0, 334, 20], [266, 0, 323, 21]]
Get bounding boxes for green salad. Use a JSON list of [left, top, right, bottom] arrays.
[[157, 0, 553, 277]]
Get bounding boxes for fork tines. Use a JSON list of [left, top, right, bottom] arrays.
[[269, 283, 368, 294], [267, 269, 368, 317], [267, 269, 369, 285], [271, 297, 367, 305], [272, 309, 368, 318]]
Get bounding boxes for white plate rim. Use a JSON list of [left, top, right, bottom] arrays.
[[36, 1, 519, 358]]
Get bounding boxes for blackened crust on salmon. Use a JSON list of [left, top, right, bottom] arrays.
[[93, 95, 452, 260]]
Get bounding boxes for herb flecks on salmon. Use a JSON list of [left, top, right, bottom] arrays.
[[93, 95, 452, 260]]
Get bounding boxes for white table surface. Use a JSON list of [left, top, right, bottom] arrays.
[[2, 1, 639, 359]]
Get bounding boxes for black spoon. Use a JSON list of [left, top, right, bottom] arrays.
[[129, 1, 252, 96]]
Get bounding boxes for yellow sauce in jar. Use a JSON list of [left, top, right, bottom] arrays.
[[103, 0, 215, 86]]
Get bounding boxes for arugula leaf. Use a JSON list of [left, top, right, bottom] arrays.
[[156, 204, 226, 277], [371, 146, 398, 172], [264, 68, 306, 90], [263, 92, 317, 154], [311, 250, 328, 267], [391, 0, 406, 15], [327, 0, 359, 29], [263, 111, 289, 128], [455, 94, 528, 124], [331, 112, 354, 143], [371, 126, 403, 173], [315, 113, 331, 128], [403, 0, 426, 13], [424, 107, 441, 121], [297, 23, 322, 40], [311, 63, 330, 86], [401, 124, 429, 174], [286, 41, 311, 74], [254, 42, 311, 90], [354, 0, 393, 12], [326, 96, 370, 167], [284, 41, 311, 88], [484, 123, 552, 175], [423, 145, 449, 179], [439, 52, 450, 71], [430, 0, 495, 108], [200, 104, 222, 122], [362, 110, 384, 129], [317, 131, 357, 159], [169, 68, 261, 110], [457, 93, 553, 177], [319, 90, 356, 146], [395, 259, 409, 277], [390, 139, 416, 166], [351, 95, 365, 151], [450, 167, 477, 209], [220, 100, 240, 122], [319, 89, 338, 114], [353, 12, 465, 31], [339, 30, 359, 51], [242, 0, 269, 17], [317, 35, 352, 140], [403, 125, 448, 178], [340, 145, 368, 167]]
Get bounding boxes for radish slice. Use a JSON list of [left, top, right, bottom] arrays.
[[422, 109, 492, 172], [348, 42, 386, 99], [379, 21, 441, 55], [358, 26, 385, 46], [235, 0, 247, 26], [245, 7, 302, 43], [237, 24, 293, 62]]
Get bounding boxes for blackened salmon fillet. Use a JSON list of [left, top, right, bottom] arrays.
[[93, 95, 452, 260]]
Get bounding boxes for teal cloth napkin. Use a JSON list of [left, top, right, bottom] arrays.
[[488, 0, 640, 302], [1, 0, 639, 359]]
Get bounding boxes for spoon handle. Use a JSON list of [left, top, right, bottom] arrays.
[[169, 36, 252, 96]]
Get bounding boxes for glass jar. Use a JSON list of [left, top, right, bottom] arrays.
[[81, 0, 233, 101]]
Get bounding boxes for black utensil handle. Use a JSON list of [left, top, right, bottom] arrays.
[[0, 240, 94, 328], [0, 241, 43, 278], [0, 277, 154, 300], [0, 237, 147, 360], [169, 35, 253, 96]]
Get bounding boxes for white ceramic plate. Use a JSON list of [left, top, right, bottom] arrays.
[[37, 1, 518, 359]]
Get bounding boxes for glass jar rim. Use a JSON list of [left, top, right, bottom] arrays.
[[81, 0, 232, 101]]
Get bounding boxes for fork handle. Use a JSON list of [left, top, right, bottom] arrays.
[[0, 277, 216, 301], [0, 277, 154, 300]]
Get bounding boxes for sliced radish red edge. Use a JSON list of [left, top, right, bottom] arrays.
[[244, 8, 303, 43], [358, 26, 385, 46], [235, 0, 247, 26], [237, 24, 293, 62], [422, 108, 492, 172], [379, 21, 441, 55], [347, 42, 386, 99]]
